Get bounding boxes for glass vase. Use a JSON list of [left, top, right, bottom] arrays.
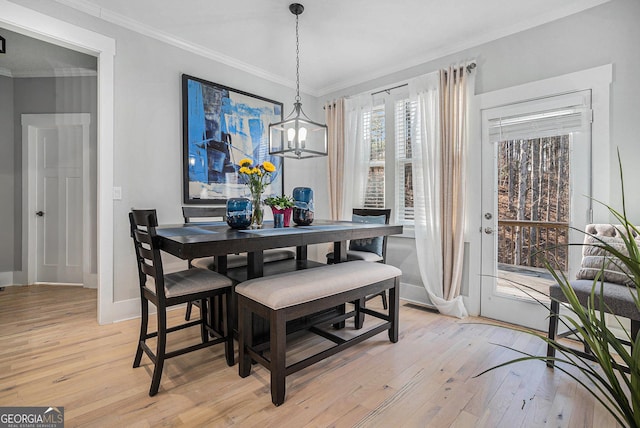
[[226, 197, 252, 229], [293, 187, 314, 226], [251, 193, 264, 229]]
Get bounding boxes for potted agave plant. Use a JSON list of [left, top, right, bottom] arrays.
[[479, 151, 640, 427], [264, 195, 295, 227]]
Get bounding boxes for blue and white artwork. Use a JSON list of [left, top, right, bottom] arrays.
[[182, 75, 283, 203]]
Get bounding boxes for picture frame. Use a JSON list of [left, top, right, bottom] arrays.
[[182, 74, 284, 204]]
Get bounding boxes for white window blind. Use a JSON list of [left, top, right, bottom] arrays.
[[488, 99, 592, 142], [395, 99, 416, 223], [363, 105, 385, 208]]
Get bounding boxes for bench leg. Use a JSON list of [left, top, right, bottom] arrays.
[[388, 278, 399, 343], [238, 298, 252, 378], [270, 310, 287, 406], [546, 299, 559, 368], [354, 298, 365, 329]]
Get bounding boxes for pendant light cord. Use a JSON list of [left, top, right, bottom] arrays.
[[295, 12, 300, 103]]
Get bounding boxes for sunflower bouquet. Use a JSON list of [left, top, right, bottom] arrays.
[[237, 158, 276, 228]]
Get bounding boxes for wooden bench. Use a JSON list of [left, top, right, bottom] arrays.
[[236, 260, 402, 406]]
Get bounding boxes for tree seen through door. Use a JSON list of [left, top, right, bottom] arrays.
[[497, 136, 570, 297]]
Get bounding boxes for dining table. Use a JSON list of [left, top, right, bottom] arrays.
[[156, 219, 403, 339], [156, 218, 403, 280]]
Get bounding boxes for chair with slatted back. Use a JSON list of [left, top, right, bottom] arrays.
[[129, 209, 234, 396], [326, 208, 392, 309], [182, 206, 296, 320]]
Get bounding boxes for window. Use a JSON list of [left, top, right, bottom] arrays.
[[363, 105, 385, 209], [395, 99, 416, 223], [361, 95, 416, 225]]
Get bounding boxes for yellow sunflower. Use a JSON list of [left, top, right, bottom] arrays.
[[263, 161, 276, 172]]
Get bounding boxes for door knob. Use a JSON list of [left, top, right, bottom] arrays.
[[35, 211, 44, 217], [484, 227, 493, 234]]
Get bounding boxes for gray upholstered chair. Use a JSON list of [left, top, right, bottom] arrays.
[[326, 208, 392, 308], [547, 223, 640, 369], [129, 209, 234, 396], [182, 206, 296, 320]]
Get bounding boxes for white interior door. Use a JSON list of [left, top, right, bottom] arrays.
[[480, 91, 592, 331], [23, 114, 90, 285]]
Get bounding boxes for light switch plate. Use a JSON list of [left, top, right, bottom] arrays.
[[113, 186, 122, 200]]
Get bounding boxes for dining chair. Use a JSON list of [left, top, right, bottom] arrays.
[[326, 208, 392, 308], [182, 206, 296, 320], [129, 209, 234, 396]]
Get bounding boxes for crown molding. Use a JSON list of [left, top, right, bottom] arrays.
[[54, 0, 608, 98], [53, 0, 309, 93]]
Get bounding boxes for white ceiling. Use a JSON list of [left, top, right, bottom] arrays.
[[3, 0, 608, 94]]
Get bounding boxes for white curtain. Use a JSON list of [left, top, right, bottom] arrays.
[[342, 95, 373, 220], [409, 68, 470, 318]]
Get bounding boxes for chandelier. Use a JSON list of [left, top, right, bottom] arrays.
[[268, 3, 328, 159]]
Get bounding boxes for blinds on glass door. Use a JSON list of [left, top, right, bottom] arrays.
[[487, 92, 592, 142]]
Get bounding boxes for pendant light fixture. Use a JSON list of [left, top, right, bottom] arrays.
[[269, 3, 328, 159]]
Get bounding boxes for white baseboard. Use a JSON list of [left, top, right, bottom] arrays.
[[400, 281, 429, 305], [0, 271, 14, 286], [110, 297, 147, 323]]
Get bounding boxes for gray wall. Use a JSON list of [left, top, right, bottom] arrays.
[[0, 75, 14, 271], [10, 76, 98, 273], [323, 0, 639, 207], [321, 0, 640, 308], [8, 0, 639, 311], [9, 0, 327, 302]]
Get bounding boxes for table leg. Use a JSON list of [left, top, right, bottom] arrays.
[[247, 250, 264, 279], [296, 245, 308, 261], [333, 241, 347, 263], [215, 255, 228, 275]]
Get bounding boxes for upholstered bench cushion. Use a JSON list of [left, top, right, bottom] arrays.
[[550, 279, 640, 321], [161, 268, 232, 298], [236, 261, 401, 310], [191, 248, 296, 271]]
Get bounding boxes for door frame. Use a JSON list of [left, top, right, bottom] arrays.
[[473, 65, 612, 327], [2, 1, 116, 324], [22, 113, 92, 286]]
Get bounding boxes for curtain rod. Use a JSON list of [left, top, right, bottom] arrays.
[[370, 62, 477, 97], [371, 83, 408, 97]]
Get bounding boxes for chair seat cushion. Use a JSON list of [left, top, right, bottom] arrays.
[[161, 268, 232, 298], [236, 261, 401, 310], [326, 250, 384, 263], [550, 279, 640, 321], [191, 248, 296, 271]]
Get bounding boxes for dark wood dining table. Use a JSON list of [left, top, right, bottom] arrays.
[[156, 219, 403, 338], [156, 219, 403, 280]]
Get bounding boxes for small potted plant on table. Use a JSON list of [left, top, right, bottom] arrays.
[[264, 195, 295, 227]]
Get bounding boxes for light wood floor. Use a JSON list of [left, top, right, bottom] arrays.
[[0, 285, 621, 427]]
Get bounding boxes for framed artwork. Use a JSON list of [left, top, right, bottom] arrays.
[[182, 74, 284, 204]]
